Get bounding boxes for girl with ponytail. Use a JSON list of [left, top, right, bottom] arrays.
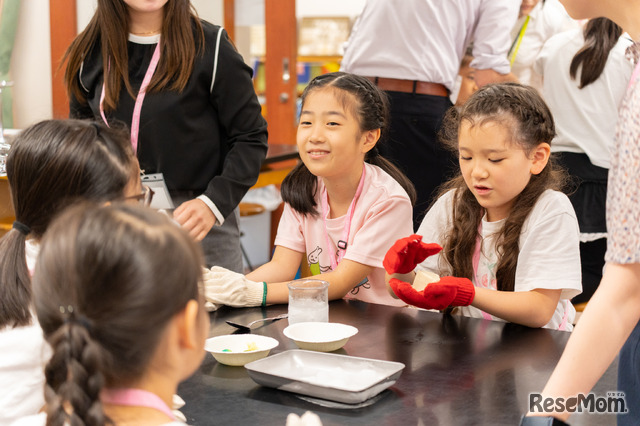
[[535, 17, 633, 304], [0, 119, 141, 424], [204, 72, 415, 307]]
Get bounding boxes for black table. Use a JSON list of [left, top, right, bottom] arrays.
[[178, 300, 618, 425]]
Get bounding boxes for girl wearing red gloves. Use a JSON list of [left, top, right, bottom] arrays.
[[384, 83, 582, 330], [204, 72, 415, 307]]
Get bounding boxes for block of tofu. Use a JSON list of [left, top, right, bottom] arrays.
[[412, 270, 440, 292]]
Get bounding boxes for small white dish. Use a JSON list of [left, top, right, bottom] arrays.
[[205, 334, 279, 366], [283, 322, 358, 352]]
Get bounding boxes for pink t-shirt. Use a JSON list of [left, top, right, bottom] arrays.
[[275, 163, 413, 306]]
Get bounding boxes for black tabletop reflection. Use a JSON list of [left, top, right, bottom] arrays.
[[178, 300, 617, 426]]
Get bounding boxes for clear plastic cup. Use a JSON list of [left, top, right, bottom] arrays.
[[287, 279, 329, 325]]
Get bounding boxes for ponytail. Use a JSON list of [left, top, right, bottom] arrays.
[[281, 163, 319, 216], [0, 227, 32, 327], [570, 18, 623, 89]]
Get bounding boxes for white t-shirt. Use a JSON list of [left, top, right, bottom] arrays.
[[534, 28, 634, 169], [275, 163, 413, 306], [1, 241, 50, 425], [510, 0, 578, 93], [416, 189, 582, 330], [0, 321, 49, 425]]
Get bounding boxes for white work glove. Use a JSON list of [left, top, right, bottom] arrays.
[[172, 394, 186, 422], [203, 266, 265, 307], [200, 269, 221, 312], [286, 411, 323, 426]]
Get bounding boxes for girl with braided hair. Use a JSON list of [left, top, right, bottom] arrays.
[[384, 83, 582, 330], [0, 119, 143, 424], [204, 72, 416, 307], [20, 203, 207, 426]]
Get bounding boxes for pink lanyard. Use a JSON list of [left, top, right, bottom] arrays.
[[101, 388, 176, 421], [99, 41, 161, 153], [320, 166, 366, 270], [472, 223, 570, 330]]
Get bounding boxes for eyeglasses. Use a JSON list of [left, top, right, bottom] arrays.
[[124, 184, 155, 206]]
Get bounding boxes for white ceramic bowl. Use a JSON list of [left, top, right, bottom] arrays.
[[205, 334, 279, 366], [283, 322, 358, 352]]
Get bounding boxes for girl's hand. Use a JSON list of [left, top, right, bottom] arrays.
[[389, 276, 475, 310], [383, 235, 442, 274], [173, 199, 217, 241], [203, 266, 265, 307]]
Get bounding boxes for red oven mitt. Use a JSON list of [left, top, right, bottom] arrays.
[[383, 234, 443, 274], [389, 276, 475, 310]]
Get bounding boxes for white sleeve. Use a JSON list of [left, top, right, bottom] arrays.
[[196, 195, 225, 225], [470, 0, 520, 74], [514, 192, 582, 300]]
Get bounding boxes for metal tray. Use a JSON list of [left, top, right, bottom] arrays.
[[244, 349, 405, 404]]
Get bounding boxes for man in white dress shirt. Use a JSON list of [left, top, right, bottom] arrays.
[[341, 0, 519, 229]]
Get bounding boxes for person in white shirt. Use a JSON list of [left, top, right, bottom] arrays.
[[509, 0, 579, 93], [535, 18, 633, 304], [341, 0, 519, 229]]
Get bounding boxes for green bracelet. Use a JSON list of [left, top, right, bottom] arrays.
[[262, 282, 267, 307]]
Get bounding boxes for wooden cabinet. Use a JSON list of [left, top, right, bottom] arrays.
[[0, 176, 15, 237]]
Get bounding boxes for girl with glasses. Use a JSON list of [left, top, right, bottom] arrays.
[[0, 119, 141, 424]]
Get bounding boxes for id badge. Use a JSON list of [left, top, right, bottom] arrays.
[[141, 173, 174, 210]]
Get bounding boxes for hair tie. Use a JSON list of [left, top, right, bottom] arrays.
[[365, 146, 381, 162], [60, 305, 93, 334], [12, 221, 31, 236], [90, 121, 102, 136]]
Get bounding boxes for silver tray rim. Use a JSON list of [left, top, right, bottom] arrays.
[[244, 349, 405, 404]]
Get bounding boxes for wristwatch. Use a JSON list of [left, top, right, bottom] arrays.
[[519, 415, 570, 426]]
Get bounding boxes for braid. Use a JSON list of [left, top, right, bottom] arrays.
[[44, 331, 70, 426], [44, 322, 108, 426], [359, 81, 387, 132]]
